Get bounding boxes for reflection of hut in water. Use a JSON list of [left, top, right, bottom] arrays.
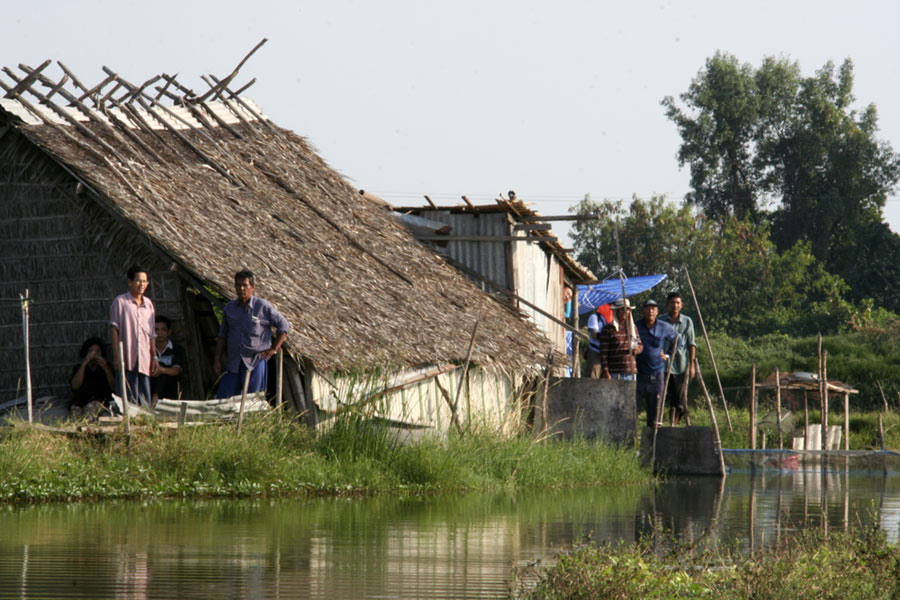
[[0, 51, 558, 432], [757, 371, 859, 451]]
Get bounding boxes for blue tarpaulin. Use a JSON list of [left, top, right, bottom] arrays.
[[576, 274, 667, 315]]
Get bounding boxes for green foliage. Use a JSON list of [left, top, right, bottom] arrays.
[[570, 196, 853, 337], [663, 52, 900, 313], [695, 327, 900, 413], [522, 529, 900, 600]]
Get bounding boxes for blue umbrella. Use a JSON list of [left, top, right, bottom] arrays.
[[576, 274, 667, 315]]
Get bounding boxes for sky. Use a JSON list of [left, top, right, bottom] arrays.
[[3, 1, 900, 246]]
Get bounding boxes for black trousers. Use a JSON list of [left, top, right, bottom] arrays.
[[636, 373, 664, 427]]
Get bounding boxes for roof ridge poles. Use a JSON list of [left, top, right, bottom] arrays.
[[684, 267, 733, 432]]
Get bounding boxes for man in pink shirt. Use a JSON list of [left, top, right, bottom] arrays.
[[109, 265, 158, 407]]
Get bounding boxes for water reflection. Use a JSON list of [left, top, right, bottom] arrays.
[[1, 467, 899, 599]]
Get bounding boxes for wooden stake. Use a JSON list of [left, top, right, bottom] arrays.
[[695, 362, 726, 477], [237, 367, 252, 434], [652, 334, 680, 468], [19, 290, 33, 424], [822, 350, 829, 452], [843, 392, 850, 451], [876, 380, 889, 413], [775, 367, 783, 449], [117, 341, 130, 435], [750, 365, 757, 450], [803, 390, 809, 447], [276, 349, 284, 410], [454, 321, 480, 427], [684, 268, 732, 431]]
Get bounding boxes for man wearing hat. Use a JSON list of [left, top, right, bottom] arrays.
[[635, 299, 678, 428], [598, 299, 643, 380], [660, 292, 696, 425]]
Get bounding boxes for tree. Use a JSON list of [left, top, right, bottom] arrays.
[[570, 196, 852, 337], [661, 52, 772, 222], [664, 53, 900, 310]]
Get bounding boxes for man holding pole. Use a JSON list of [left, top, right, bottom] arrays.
[[635, 299, 677, 428], [660, 292, 696, 425], [215, 269, 291, 398], [109, 265, 158, 408]]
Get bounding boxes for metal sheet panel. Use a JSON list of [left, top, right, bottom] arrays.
[[419, 211, 512, 291]]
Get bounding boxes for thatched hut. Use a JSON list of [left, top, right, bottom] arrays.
[[0, 53, 556, 432]]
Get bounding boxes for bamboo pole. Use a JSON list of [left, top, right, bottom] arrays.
[[117, 341, 130, 435], [818, 334, 825, 451], [651, 334, 679, 469], [695, 362, 726, 477], [843, 392, 850, 451], [454, 321, 480, 431], [572, 289, 580, 378], [276, 349, 284, 410], [822, 350, 829, 452], [803, 391, 809, 448], [237, 368, 252, 434], [750, 365, 757, 450], [19, 290, 33, 424], [684, 268, 732, 431], [876, 380, 889, 413], [775, 367, 783, 449]]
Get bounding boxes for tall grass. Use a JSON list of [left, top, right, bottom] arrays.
[[0, 412, 650, 503]]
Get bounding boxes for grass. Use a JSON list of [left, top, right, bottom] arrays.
[[0, 412, 650, 503], [520, 528, 900, 600]]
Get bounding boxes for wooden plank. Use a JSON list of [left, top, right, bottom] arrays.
[[518, 214, 601, 222], [416, 235, 548, 242], [513, 223, 552, 231]]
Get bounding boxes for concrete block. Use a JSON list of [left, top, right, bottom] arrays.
[[542, 377, 635, 446], [641, 426, 721, 475]]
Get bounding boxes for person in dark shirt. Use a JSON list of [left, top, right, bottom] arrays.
[[70, 336, 115, 420], [598, 299, 643, 380], [151, 315, 187, 403], [635, 300, 678, 428]]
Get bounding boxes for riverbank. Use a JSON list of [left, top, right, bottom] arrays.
[[517, 528, 900, 600], [0, 414, 650, 503]]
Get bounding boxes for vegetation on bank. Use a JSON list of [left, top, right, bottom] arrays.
[[520, 529, 900, 600], [0, 414, 650, 503]]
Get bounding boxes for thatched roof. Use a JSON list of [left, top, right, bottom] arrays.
[[0, 50, 555, 371]]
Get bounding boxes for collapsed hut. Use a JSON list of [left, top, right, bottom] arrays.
[[0, 49, 559, 432], [393, 195, 596, 374]]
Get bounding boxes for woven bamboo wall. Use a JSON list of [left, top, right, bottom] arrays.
[[0, 128, 186, 401]]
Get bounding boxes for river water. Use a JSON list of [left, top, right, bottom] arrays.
[[2, 464, 899, 599]]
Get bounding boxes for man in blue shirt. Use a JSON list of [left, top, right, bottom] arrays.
[[659, 292, 696, 425], [214, 269, 292, 398], [635, 299, 677, 428]]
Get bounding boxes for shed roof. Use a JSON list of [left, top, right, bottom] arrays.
[[393, 197, 596, 284], [0, 52, 555, 371]]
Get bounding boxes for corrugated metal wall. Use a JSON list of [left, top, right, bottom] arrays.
[[420, 211, 512, 291]]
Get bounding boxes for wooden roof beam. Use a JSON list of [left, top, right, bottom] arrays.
[[4, 60, 52, 98]]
